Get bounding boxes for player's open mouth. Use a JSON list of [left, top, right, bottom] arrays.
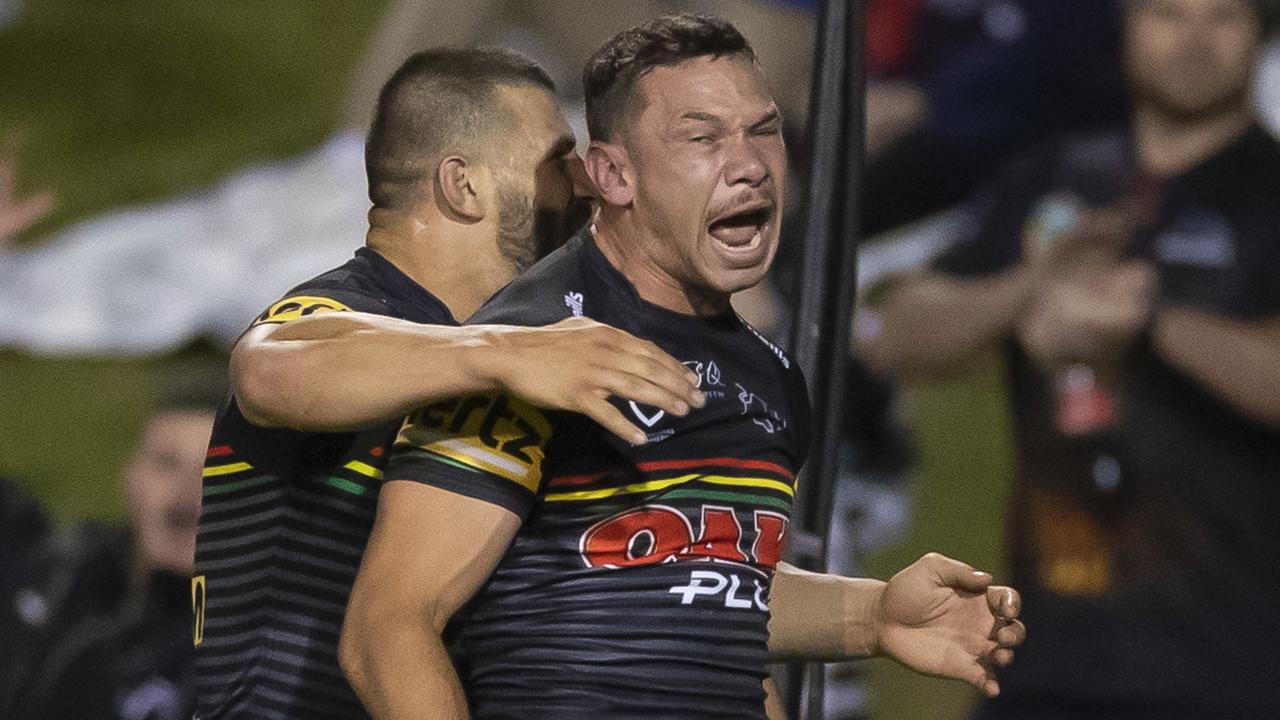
[[707, 202, 775, 254]]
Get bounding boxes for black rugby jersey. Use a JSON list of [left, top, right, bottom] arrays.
[[194, 248, 456, 720], [389, 231, 811, 719]]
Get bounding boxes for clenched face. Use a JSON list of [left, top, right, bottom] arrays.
[[621, 55, 786, 299], [1127, 0, 1261, 120]]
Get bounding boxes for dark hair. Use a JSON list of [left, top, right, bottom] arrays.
[[1250, 0, 1279, 33], [583, 13, 755, 141], [153, 356, 228, 414], [366, 48, 555, 210]]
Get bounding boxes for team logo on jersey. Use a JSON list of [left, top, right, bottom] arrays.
[[397, 393, 553, 491], [735, 383, 789, 434], [682, 359, 727, 399], [564, 291, 585, 317], [252, 295, 352, 326], [191, 575, 206, 647], [628, 401, 665, 428], [579, 504, 788, 573]]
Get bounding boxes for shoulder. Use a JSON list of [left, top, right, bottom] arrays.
[[251, 259, 389, 326], [739, 319, 809, 403], [1229, 127, 1280, 196], [469, 235, 592, 326]]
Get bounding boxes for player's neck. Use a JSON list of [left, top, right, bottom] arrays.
[[1133, 101, 1251, 178], [592, 215, 732, 317], [366, 209, 513, 322]]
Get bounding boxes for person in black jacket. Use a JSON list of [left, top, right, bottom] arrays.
[[0, 367, 221, 720]]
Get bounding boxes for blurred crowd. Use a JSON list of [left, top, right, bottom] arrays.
[[2, 0, 1279, 719]]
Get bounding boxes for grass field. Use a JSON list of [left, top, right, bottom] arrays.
[[0, 5, 1013, 718], [0, 0, 386, 518]]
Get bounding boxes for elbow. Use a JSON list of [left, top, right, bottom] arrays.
[[230, 344, 292, 428], [338, 616, 372, 697], [340, 593, 392, 703]]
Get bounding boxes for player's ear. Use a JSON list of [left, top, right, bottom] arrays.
[[585, 141, 634, 207], [436, 155, 486, 223]]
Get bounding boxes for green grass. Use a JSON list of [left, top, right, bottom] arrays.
[[862, 350, 1016, 720], [0, 0, 385, 518]]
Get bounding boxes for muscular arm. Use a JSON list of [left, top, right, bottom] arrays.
[[868, 266, 1036, 376], [232, 313, 701, 442], [340, 481, 520, 719], [1152, 308, 1280, 427]]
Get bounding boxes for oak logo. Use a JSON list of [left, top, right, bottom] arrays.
[[191, 575, 206, 647], [579, 504, 789, 572], [252, 295, 352, 326]]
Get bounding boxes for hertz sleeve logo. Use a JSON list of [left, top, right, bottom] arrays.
[[395, 394, 553, 491], [252, 295, 353, 326], [192, 575, 207, 647]]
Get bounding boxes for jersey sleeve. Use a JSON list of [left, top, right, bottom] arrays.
[[385, 393, 555, 518], [249, 290, 375, 327]]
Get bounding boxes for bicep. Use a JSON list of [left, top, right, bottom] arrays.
[[352, 480, 521, 630]]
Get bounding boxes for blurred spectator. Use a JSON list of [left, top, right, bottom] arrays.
[[0, 474, 51, 583], [864, 0, 1129, 236], [869, 0, 1280, 718], [0, 365, 221, 720]]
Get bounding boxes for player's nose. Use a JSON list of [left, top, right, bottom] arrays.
[[724, 137, 768, 188]]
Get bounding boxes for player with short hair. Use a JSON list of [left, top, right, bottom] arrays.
[[193, 47, 705, 720], [343, 15, 1024, 719]]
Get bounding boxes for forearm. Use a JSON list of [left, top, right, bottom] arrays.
[[233, 314, 504, 432], [766, 562, 886, 662], [340, 614, 469, 720], [870, 266, 1035, 375], [1152, 307, 1280, 427]]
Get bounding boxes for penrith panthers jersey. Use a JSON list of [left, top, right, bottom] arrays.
[[195, 248, 457, 720], [388, 231, 811, 719]]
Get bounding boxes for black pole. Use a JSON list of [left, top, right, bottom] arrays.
[[784, 0, 864, 717]]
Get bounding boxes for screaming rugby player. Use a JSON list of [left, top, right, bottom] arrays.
[[344, 15, 1025, 720]]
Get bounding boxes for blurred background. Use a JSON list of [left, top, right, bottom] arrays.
[[2, 1, 1277, 719]]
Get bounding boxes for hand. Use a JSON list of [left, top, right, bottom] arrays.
[[1018, 260, 1156, 366], [873, 552, 1025, 697], [0, 131, 57, 250], [484, 317, 705, 445]]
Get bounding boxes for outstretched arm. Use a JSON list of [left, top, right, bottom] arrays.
[[867, 267, 1037, 376], [233, 314, 703, 443], [767, 553, 1025, 697]]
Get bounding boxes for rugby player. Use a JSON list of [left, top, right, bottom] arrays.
[[193, 49, 705, 720], [343, 15, 1024, 719]]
